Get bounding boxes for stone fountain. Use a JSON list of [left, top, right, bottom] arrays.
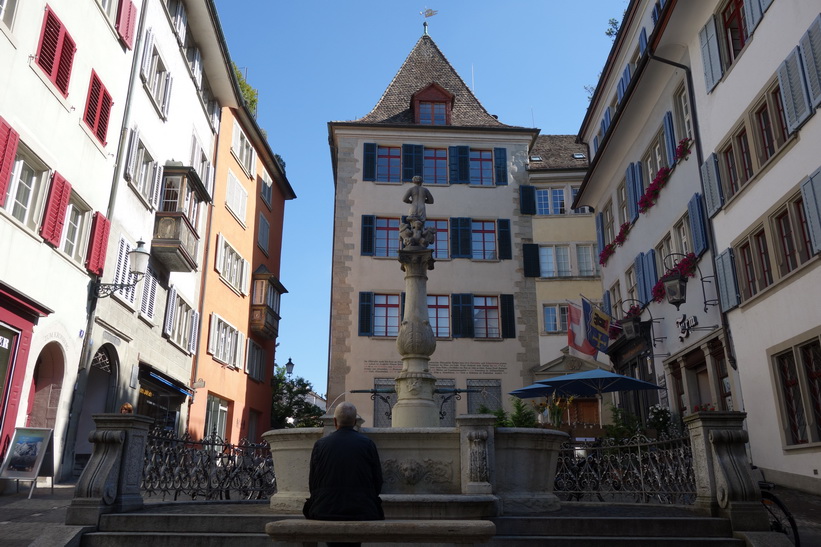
[[263, 177, 568, 518]]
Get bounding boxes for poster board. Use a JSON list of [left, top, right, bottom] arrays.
[[0, 427, 54, 498]]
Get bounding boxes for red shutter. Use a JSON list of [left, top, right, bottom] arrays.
[[115, 0, 138, 50], [55, 32, 76, 96], [85, 212, 111, 275], [40, 172, 72, 246], [84, 72, 113, 145], [0, 116, 20, 207], [36, 8, 74, 97]]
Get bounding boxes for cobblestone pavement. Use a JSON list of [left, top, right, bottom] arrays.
[[1, 480, 820, 546]]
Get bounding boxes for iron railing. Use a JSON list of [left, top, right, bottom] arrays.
[[142, 428, 276, 501], [554, 434, 696, 505]]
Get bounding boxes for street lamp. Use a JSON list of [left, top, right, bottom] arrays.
[[285, 358, 295, 378], [661, 253, 719, 313], [94, 240, 151, 298]]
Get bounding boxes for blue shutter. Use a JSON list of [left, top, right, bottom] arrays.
[[651, 2, 660, 24], [358, 292, 374, 336], [639, 27, 648, 56], [363, 143, 376, 181], [500, 294, 515, 339], [663, 111, 677, 167], [402, 144, 423, 182], [617, 77, 626, 103], [688, 193, 709, 256], [600, 118, 607, 139], [701, 153, 724, 217], [497, 219, 512, 260], [623, 65, 632, 90], [602, 291, 612, 317], [800, 168, 821, 254], [743, 0, 763, 34], [593, 135, 600, 156], [778, 47, 812, 135], [523, 244, 540, 277], [449, 146, 469, 183], [644, 249, 658, 302], [626, 163, 638, 222], [596, 213, 605, 255], [799, 15, 821, 109], [361, 215, 375, 256], [452, 294, 474, 338], [604, 107, 612, 129], [634, 161, 645, 198], [715, 249, 740, 311], [494, 148, 508, 185], [760, 0, 773, 11], [635, 253, 647, 304], [520, 185, 536, 215], [451, 217, 472, 258], [700, 16, 724, 92]]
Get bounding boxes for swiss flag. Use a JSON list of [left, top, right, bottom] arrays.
[[568, 302, 597, 356]]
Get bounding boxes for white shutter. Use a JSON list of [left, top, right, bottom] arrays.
[[174, 1, 187, 44], [215, 233, 224, 274], [701, 153, 724, 217], [163, 286, 177, 337], [140, 267, 157, 320], [240, 258, 250, 295], [140, 28, 154, 81], [205, 162, 215, 198], [232, 120, 240, 153], [124, 127, 139, 181], [715, 249, 740, 311], [799, 15, 821, 109], [191, 47, 203, 88], [235, 331, 245, 369], [777, 47, 812, 135], [207, 313, 219, 354], [250, 148, 257, 178], [238, 182, 248, 223], [800, 168, 821, 255], [700, 16, 723, 92], [188, 310, 200, 353], [245, 338, 252, 373], [161, 73, 173, 117], [150, 162, 162, 209]]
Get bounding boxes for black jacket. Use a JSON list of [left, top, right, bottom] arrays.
[[307, 427, 384, 520]]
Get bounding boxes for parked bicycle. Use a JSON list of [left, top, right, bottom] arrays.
[[759, 480, 800, 546]]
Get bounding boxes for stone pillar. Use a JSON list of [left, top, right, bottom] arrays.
[[701, 342, 721, 407], [66, 414, 152, 525], [392, 248, 439, 427], [457, 415, 496, 495], [683, 411, 767, 531]]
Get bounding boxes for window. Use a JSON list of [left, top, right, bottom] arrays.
[[190, 136, 213, 196], [734, 226, 772, 301], [185, 38, 203, 89], [225, 170, 248, 225], [471, 220, 497, 260], [97, 0, 137, 48], [252, 278, 281, 315], [655, 234, 673, 275], [675, 215, 691, 255], [231, 121, 256, 177], [140, 265, 158, 320], [112, 237, 138, 304], [261, 171, 273, 207], [124, 128, 161, 207], [451, 293, 515, 339], [160, 174, 200, 228], [774, 339, 821, 445], [451, 218, 510, 260], [3, 144, 48, 231], [754, 229, 774, 288], [258, 214, 270, 254], [609, 281, 623, 320], [426, 218, 448, 259], [246, 340, 265, 382], [36, 7, 76, 97], [376, 217, 400, 257], [165, 0, 187, 45], [139, 30, 172, 118], [602, 202, 615, 246], [60, 195, 90, 264], [428, 295, 450, 338], [772, 195, 814, 276], [534, 187, 568, 215], [467, 379, 501, 413], [83, 71, 114, 145], [721, 0, 748, 65], [737, 241, 757, 300], [754, 83, 790, 164], [539, 245, 570, 277], [208, 313, 244, 367], [473, 296, 500, 339], [626, 267, 637, 302], [643, 130, 668, 183], [543, 304, 568, 333], [373, 294, 400, 337], [376, 146, 400, 182], [215, 234, 249, 294], [0, 0, 18, 30], [162, 287, 198, 352], [423, 148, 447, 184], [718, 125, 753, 198], [469, 149, 493, 186], [419, 102, 446, 125], [577, 245, 597, 276], [675, 85, 693, 140], [616, 181, 628, 224], [204, 393, 229, 439], [571, 186, 592, 214]]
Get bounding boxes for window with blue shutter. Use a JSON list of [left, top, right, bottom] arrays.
[[402, 144, 423, 182], [651, 2, 660, 24], [494, 148, 508, 185], [700, 16, 724, 92], [452, 293, 474, 338], [715, 249, 740, 311], [626, 163, 638, 222], [688, 193, 709, 256], [701, 153, 724, 217], [799, 15, 821, 109], [623, 65, 631, 92], [358, 292, 374, 335], [500, 294, 515, 339], [663, 111, 677, 168], [449, 146, 470, 183], [800, 168, 821, 255], [523, 244, 540, 277], [596, 213, 605, 255], [743, 0, 763, 34], [593, 135, 600, 156], [639, 27, 648, 55], [635, 253, 647, 304], [450, 217, 472, 258], [617, 77, 626, 103], [778, 47, 812, 135], [498, 219, 512, 260], [520, 185, 536, 215], [363, 143, 377, 181], [361, 215, 375, 256]]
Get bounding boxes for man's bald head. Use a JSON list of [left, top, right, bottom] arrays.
[[334, 402, 358, 427]]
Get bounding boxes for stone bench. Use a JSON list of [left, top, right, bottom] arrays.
[[265, 519, 496, 546]]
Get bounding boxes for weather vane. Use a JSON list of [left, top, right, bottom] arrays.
[[420, 7, 438, 35]]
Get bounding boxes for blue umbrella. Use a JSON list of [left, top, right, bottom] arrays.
[[509, 383, 556, 398]]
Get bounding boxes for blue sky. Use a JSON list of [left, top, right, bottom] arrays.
[[213, 1, 624, 396]]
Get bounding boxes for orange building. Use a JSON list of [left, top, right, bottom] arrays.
[[188, 103, 294, 443]]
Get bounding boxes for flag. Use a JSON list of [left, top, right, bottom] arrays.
[[568, 302, 597, 356], [583, 297, 610, 353]]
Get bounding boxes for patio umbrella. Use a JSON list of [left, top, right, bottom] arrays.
[[509, 383, 556, 399], [535, 369, 664, 426]]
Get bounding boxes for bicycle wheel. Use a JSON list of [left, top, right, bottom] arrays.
[[761, 490, 800, 546]]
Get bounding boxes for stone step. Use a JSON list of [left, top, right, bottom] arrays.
[[97, 513, 296, 534], [81, 531, 272, 547], [492, 516, 734, 538], [488, 537, 745, 546]]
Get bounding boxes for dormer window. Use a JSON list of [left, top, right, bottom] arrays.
[[412, 83, 453, 125], [419, 102, 446, 125]]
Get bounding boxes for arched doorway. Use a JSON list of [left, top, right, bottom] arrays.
[[27, 342, 65, 429], [72, 344, 118, 476]]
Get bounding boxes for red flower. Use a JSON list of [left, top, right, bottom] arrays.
[[675, 138, 693, 162], [638, 193, 655, 213]]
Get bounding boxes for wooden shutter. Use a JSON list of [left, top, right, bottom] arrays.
[[494, 148, 508, 185], [84, 72, 113, 145], [634, 253, 647, 304], [163, 286, 177, 337], [743, 0, 763, 34], [500, 294, 515, 339], [358, 292, 374, 336], [715, 249, 740, 311], [523, 244, 540, 277], [361, 215, 375, 256], [519, 185, 536, 215], [40, 172, 72, 246], [37, 8, 76, 97], [701, 153, 724, 217], [140, 267, 157, 319], [663, 112, 676, 167], [85, 212, 111, 275], [800, 168, 821, 254], [626, 163, 638, 222], [0, 116, 20, 207], [124, 127, 139, 181], [700, 16, 723, 92], [595, 213, 605, 255], [639, 27, 648, 55], [777, 47, 812, 135], [449, 146, 469, 183], [362, 143, 376, 181], [799, 15, 821, 109], [401, 144, 423, 182], [452, 293, 474, 338], [150, 162, 162, 208], [450, 217, 472, 258], [140, 28, 154, 81], [497, 219, 511, 260], [688, 193, 709, 256], [189, 310, 200, 353], [115, 0, 138, 49]]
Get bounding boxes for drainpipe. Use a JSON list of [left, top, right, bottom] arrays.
[[647, 51, 738, 373]]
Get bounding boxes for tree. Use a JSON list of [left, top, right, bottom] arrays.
[[270, 366, 325, 429], [233, 62, 259, 116]]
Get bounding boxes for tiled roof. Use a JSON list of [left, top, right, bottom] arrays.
[[528, 135, 589, 170], [352, 35, 515, 128]]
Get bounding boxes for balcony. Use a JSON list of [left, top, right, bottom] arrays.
[[152, 212, 199, 272], [249, 267, 287, 340], [249, 305, 280, 340]]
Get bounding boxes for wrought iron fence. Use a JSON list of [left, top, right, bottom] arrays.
[[554, 434, 695, 505], [142, 428, 276, 501]]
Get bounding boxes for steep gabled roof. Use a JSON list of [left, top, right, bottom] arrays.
[[528, 135, 589, 171], [352, 34, 512, 128]]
